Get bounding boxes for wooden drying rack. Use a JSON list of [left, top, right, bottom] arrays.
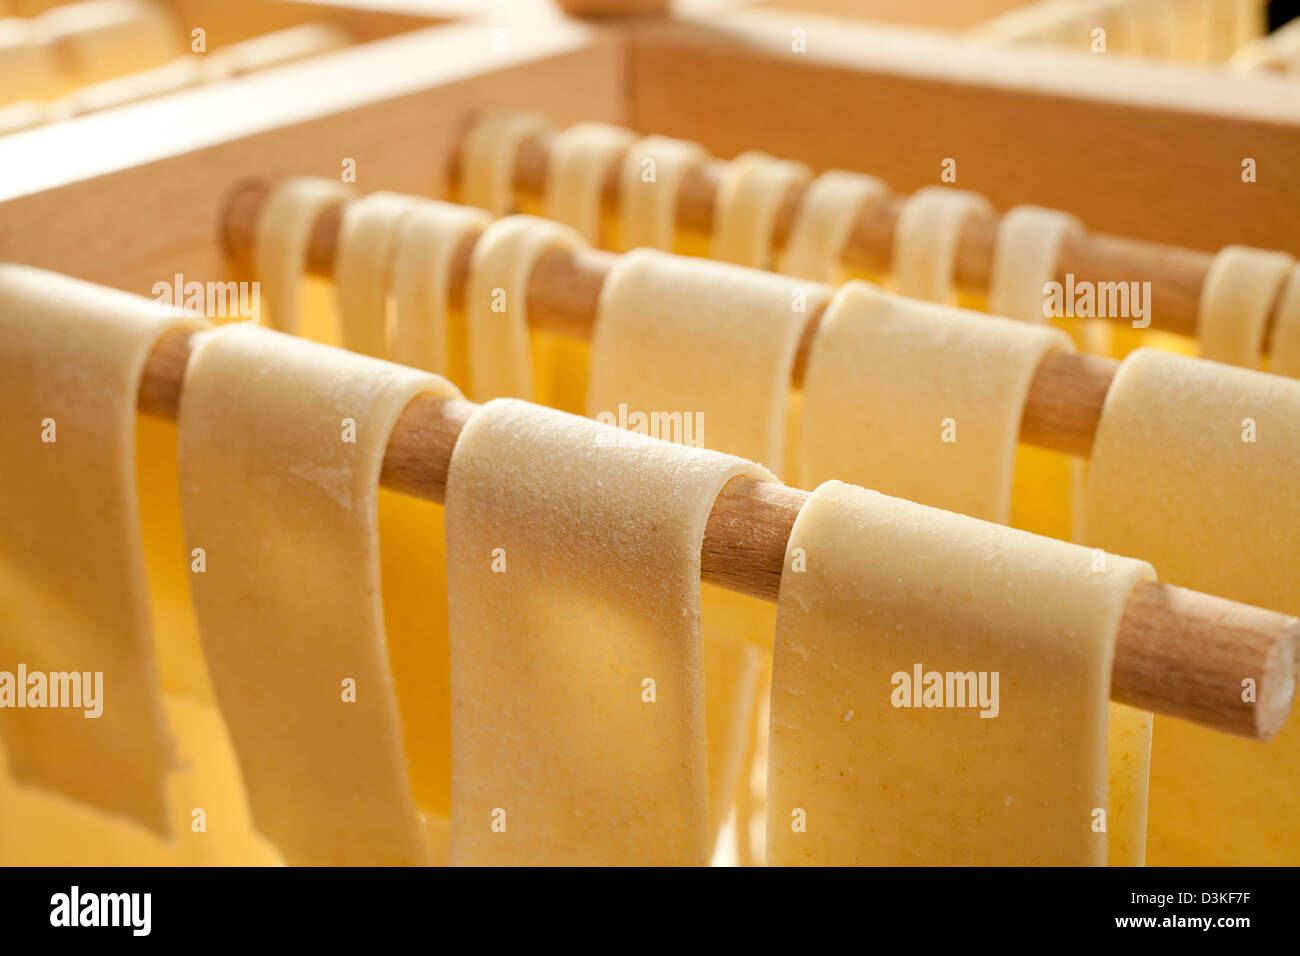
[[110, 176, 1294, 743], [490, 126, 1244, 342], [223, 177, 1117, 458], [4, 2, 1300, 741]]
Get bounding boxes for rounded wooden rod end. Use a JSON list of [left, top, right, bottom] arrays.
[[1113, 581, 1299, 741]]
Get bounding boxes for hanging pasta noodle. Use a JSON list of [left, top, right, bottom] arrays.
[[389, 199, 491, 376], [589, 249, 826, 473], [989, 205, 1082, 324], [463, 215, 585, 401], [988, 203, 1105, 360], [525, 125, 626, 413], [710, 152, 811, 269], [618, 134, 709, 251], [1082, 347, 1300, 864], [42, 0, 182, 88], [0, 264, 205, 834], [178, 324, 462, 866], [334, 191, 421, 359], [799, 281, 1072, 522], [767, 480, 1155, 866], [0, 19, 61, 104], [542, 121, 635, 244], [1197, 245, 1295, 368], [1, 280, 273, 866], [252, 176, 353, 335], [892, 186, 994, 303], [777, 170, 889, 284], [1173, 0, 1213, 61], [1096, 0, 1142, 54], [445, 398, 775, 865], [587, 249, 828, 850], [458, 111, 548, 216], [377, 202, 489, 853], [1267, 266, 1300, 378]]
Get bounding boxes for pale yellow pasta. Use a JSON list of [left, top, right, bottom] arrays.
[[588, 249, 827, 474], [800, 281, 1072, 521], [179, 324, 461, 865], [1083, 347, 1300, 865], [768, 481, 1154, 866], [252, 176, 353, 335], [542, 121, 635, 244], [1197, 244, 1294, 368], [463, 215, 585, 401], [445, 399, 774, 865], [459, 111, 548, 215], [1267, 265, 1300, 378], [892, 186, 994, 303], [390, 199, 491, 375], [710, 151, 811, 269], [618, 134, 709, 251], [0, 265, 205, 834], [333, 191, 420, 358], [989, 205, 1083, 324], [778, 170, 888, 284]]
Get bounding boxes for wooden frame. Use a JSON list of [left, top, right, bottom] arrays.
[[3, 0, 1299, 299]]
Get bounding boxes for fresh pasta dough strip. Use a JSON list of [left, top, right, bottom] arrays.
[[379, 209, 491, 844], [1232, 0, 1265, 48], [989, 205, 1083, 323], [892, 186, 994, 303], [542, 121, 635, 244], [768, 480, 1154, 866], [178, 324, 461, 866], [458, 111, 549, 216], [588, 249, 828, 473], [0, 20, 62, 104], [619, 134, 709, 251], [0, 265, 206, 834], [464, 215, 585, 402], [710, 152, 811, 269], [334, 191, 421, 359], [445, 398, 775, 865], [1197, 244, 1294, 367], [1096, 0, 1142, 54], [777, 170, 888, 283], [252, 176, 353, 335], [389, 199, 490, 375], [1082, 347, 1300, 864], [1266, 265, 1300, 378], [45, 0, 181, 87], [800, 281, 1072, 522], [586, 249, 815, 852], [1082, 349, 1300, 577]]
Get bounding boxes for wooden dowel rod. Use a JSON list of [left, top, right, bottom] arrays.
[[493, 130, 1226, 339], [139, 328, 1298, 740], [221, 178, 1113, 458]]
